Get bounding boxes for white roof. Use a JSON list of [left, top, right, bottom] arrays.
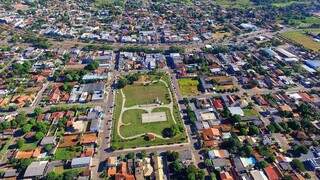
[[228, 107, 244, 116], [250, 170, 268, 180], [288, 93, 302, 100]]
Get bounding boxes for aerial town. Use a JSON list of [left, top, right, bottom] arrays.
[[0, 0, 320, 179]]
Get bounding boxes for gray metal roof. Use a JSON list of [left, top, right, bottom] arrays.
[[71, 157, 92, 167], [24, 161, 48, 178]]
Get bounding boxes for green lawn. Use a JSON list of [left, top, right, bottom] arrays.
[[54, 147, 81, 160], [123, 81, 170, 107], [243, 108, 259, 117], [178, 78, 200, 96], [120, 107, 176, 137], [281, 30, 320, 52], [20, 141, 38, 151]]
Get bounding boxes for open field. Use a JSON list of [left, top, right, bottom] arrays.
[[111, 74, 187, 149], [120, 107, 176, 137], [280, 29, 320, 52], [123, 82, 170, 107], [178, 78, 200, 96], [272, 0, 309, 8], [287, 16, 320, 28], [214, 0, 252, 9]]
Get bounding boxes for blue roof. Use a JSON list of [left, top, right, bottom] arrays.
[[305, 60, 320, 69]]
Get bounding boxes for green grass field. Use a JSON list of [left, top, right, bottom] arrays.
[[120, 107, 177, 137], [178, 78, 200, 96], [281, 29, 320, 52], [287, 16, 320, 28], [272, 0, 309, 8], [123, 82, 170, 107], [214, 0, 252, 9], [54, 148, 80, 160]]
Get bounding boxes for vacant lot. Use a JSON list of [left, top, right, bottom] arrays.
[[54, 147, 80, 160], [123, 82, 170, 107], [178, 78, 199, 96], [281, 30, 320, 52]]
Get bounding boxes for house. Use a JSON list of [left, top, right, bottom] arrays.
[[220, 171, 234, 180], [116, 162, 135, 180], [250, 170, 268, 180], [107, 157, 117, 177], [228, 107, 244, 116], [71, 157, 92, 168], [24, 161, 48, 179], [202, 127, 220, 148], [272, 133, 290, 152], [306, 157, 320, 170], [3, 169, 17, 179], [212, 158, 231, 170], [263, 165, 283, 180], [212, 99, 224, 110], [208, 149, 230, 159], [40, 136, 56, 146]]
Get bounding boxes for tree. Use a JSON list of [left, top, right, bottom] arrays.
[[15, 112, 27, 127], [210, 173, 217, 180], [162, 127, 174, 138], [45, 172, 62, 180], [231, 115, 241, 124], [258, 160, 268, 168], [292, 159, 306, 172], [85, 60, 99, 71], [172, 160, 183, 174], [242, 145, 253, 157], [167, 46, 185, 54], [166, 151, 179, 162], [293, 145, 308, 156], [34, 107, 44, 117], [16, 159, 32, 170], [126, 152, 135, 159], [22, 124, 32, 134], [248, 125, 260, 135], [17, 139, 25, 149], [141, 150, 147, 158], [117, 78, 128, 88], [35, 131, 45, 141], [44, 144, 53, 152], [204, 159, 213, 168], [63, 169, 79, 180], [221, 137, 242, 154]]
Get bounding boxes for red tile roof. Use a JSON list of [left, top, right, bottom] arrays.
[[264, 165, 282, 180]]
